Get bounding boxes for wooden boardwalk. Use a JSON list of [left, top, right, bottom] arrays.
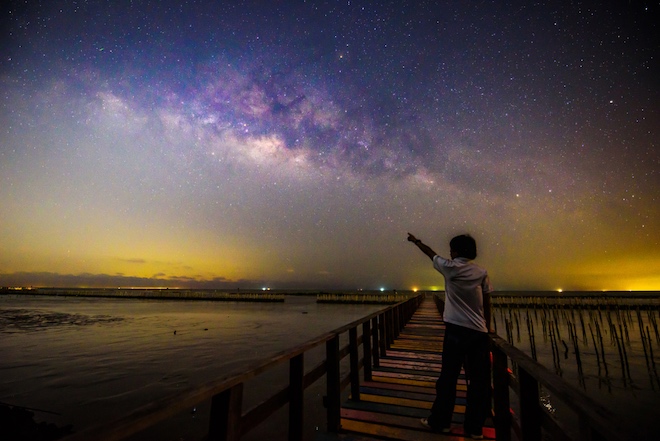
[[333, 298, 495, 440]]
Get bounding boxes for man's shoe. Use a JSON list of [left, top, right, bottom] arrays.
[[420, 418, 451, 433]]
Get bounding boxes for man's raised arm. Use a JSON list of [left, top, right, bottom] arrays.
[[407, 233, 438, 260]]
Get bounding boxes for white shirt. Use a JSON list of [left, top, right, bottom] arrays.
[[433, 255, 492, 333]]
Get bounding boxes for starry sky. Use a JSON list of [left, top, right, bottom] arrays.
[[1, 1, 658, 291]]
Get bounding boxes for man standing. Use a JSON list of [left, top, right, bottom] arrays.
[[407, 232, 493, 439]]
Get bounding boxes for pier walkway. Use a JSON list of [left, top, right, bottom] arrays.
[[331, 298, 495, 440], [60, 293, 637, 441]]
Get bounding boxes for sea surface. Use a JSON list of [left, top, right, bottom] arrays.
[[0, 294, 385, 440], [1, 292, 658, 440]]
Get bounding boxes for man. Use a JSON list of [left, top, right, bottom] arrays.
[[407, 232, 493, 439]]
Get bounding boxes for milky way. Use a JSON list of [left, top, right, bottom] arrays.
[[1, 1, 658, 290]]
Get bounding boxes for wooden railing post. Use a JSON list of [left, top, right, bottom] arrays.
[[326, 335, 341, 432], [371, 317, 380, 367], [578, 410, 608, 441], [491, 345, 512, 441], [379, 313, 387, 355], [386, 309, 394, 347], [289, 354, 304, 441], [349, 327, 360, 401], [393, 304, 401, 338], [519, 368, 542, 441], [208, 383, 243, 441], [362, 321, 372, 381]]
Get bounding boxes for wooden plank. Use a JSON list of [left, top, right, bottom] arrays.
[[360, 385, 465, 402], [379, 357, 441, 366], [340, 418, 464, 441], [357, 393, 435, 410], [341, 400, 429, 418], [315, 432, 385, 441], [383, 350, 442, 361], [355, 395, 467, 418], [371, 370, 439, 383], [341, 408, 429, 430], [360, 380, 435, 395], [372, 368, 467, 386], [359, 386, 435, 402], [341, 409, 497, 440], [360, 384, 465, 400], [371, 374, 434, 388], [377, 359, 442, 371]]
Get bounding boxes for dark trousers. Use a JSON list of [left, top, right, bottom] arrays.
[[428, 323, 491, 434]]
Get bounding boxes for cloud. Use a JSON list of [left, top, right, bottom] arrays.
[[120, 258, 147, 264], [0, 272, 259, 289]]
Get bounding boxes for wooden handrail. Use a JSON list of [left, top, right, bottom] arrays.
[[431, 294, 641, 441], [490, 335, 641, 441], [61, 294, 424, 441]]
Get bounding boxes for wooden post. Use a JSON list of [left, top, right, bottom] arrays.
[[519, 368, 542, 441], [349, 326, 360, 401], [362, 321, 372, 381], [379, 313, 387, 356], [393, 304, 400, 338], [386, 309, 394, 347], [371, 317, 380, 367], [491, 345, 512, 441], [578, 411, 608, 441], [326, 335, 341, 432], [289, 354, 304, 441], [208, 383, 243, 441]]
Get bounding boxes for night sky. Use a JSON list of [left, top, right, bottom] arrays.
[[1, 1, 658, 291]]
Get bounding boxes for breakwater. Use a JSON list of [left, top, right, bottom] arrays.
[[491, 292, 660, 310], [0, 288, 284, 302], [2, 288, 424, 304], [316, 292, 415, 304]]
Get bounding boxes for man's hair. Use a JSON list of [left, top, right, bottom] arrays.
[[450, 234, 477, 259]]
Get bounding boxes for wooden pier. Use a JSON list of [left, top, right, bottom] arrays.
[[330, 298, 496, 440], [60, 293, 641, 441]]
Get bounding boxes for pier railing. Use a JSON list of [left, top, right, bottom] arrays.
[[490, 335, 640, 441], [432, 294, 640, 441], [62, 294, 424, 441]]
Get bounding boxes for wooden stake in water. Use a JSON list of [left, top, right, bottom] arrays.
[[646, 326, 660, 388], [579, 309, 587, 345], [526, 312, 537, 361], [589, 323, 603, 384], [618, 323, 633, 385], [595, 320, 610, 388], [648, 310, 660, 345], [612, 326, 628, 387], [571, 322, 585, 388]]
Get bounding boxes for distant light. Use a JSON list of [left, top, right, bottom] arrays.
[[380, 287, 385, 292], [413, 288, 418, 292], [557, 289, 563, 293]]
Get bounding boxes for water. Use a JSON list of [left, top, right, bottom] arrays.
[[0, 295, 385, 440], [492, 293, 660, 440], [2, 293, 658, 440]]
